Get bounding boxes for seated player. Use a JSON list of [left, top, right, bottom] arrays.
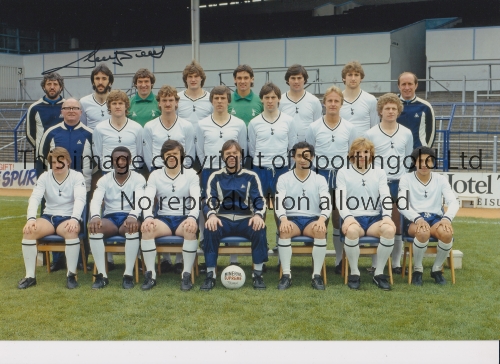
[[398, 146, 459, 285], [140, 140, 201, 291], [364, 93, 413, 275], [336, 137, 396, 290], [201, 140, 268, 291], [88, 146, 145, 290], [18, 147, 86, 290], [275, 141, 331, 290], [305, 85, 356, 275]]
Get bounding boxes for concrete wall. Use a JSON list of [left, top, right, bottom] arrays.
[[0, 53, 23, 101], [426, 26, 500, 92]]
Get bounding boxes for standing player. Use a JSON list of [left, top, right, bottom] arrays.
[[143, 85, 195, 171], [140, 140, 201, 291], [128, 68, 160, 127], [26, 72, 65, 177], [177, 61, 213, 129], [279, 64, 323, 141], [305, 85, 356, 274], [93, 90, 143, 174], [339, 61, 379, 137], [397, 72, 436, 149], [228, 64, 263, 126], [201, 140, 268, 291], [196, 86, 247, 266], [336, 138, 396, 290], [364, 93, 413, 275], [80, 63, 114, 130], [17, 147, 86, 290], [398, 146, 459, 285], [275, 142, 331, 290], [88, 146, 145, 289]]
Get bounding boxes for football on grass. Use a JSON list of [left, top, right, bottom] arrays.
[[221, 265, 246, 289]]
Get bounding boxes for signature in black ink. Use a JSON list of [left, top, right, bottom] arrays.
[[41, 45, 166, 75]]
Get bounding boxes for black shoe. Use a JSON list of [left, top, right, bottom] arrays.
[[412, 271, 423, 286], [431, 270, 447, 285], [174, 262, 183, 274], [67, 272, 78, 289], [141, 271, 156, 291], [278, 274, 292, 290], [392, 266, 402, 275], [252, 270, 266, 290], [373, 274, 391, 291], [107, 262, 115, 271], [50, 259, 65, 272], [347, 275, 361, 290], [78, 263, 91, 271], [122, 275, 134, 289], [311, 274, 325, 290], [91, 273, 109, 290], [181, 272, 193, 291], [160, 260, 173, 273], [200, 271, 216, 291], [334, 263, 343, 275], [198, 263, 207, 274], [18, 277, 36, 289]]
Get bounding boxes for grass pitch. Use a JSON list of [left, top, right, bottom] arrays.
[[1, 195, 499, 340]]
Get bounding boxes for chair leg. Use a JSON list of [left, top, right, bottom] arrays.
[[322, 261, 327, 285], [156, 256, 161, 276], [387, 257, 393, 285], [402, 246, 408, 279], [341, 250, 345, 278], [195, 255, 199, 277], [279, 264, 283, 279], [134, 256, 139, 283], [93, 264, 97, 282], [449, 249, 456, 284], [80, 241, 88, 274], [344, 256, 349, 285], [408, 244, 413, 285], [46, 251, 51, 273]]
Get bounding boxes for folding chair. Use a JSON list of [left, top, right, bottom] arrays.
[[341, 236, 393, 285], [36, 205, 88, 274], [278, 236, 328, 284], [402, 236, 456, 284], [154, 236, 197, 284], [92, 236, 140, 283]]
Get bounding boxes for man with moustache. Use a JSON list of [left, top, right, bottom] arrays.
[[80, 63, 114, 130]]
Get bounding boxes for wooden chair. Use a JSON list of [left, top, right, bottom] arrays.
[[92, 236, 140, 283], [341, 236, 393, 285], [154, 236, 197, 284], [278, 236, 328, 284], [36, 206, 88, 274], [402, 236, 455, 284]]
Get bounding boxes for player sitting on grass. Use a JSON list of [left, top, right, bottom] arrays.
[[201, 139, 268, 291], [275, 141, 331, 290], [336, 137, 396, 290], [88, 146, 145, 290], [18, 147, 86, 290], [140, 140, 201, 291], [398, 146, 459, 285]]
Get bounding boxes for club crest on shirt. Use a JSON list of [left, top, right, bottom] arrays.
[[414, 113, 419, 118]]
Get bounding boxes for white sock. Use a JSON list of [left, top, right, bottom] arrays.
[[107, 252, 114, 264], [182, 239, 198, 274], [141, 239, 157, 279], [391, 235, 403, 268], [254, 263, 263, 272], [89, 233, 107, 278], [333, 229, 342, 266], [230, 254, 238, 264], [374, 237, 394, 276], [278, 238, 292, 276], [207, 266, 216, 278], [312, 238, 327, 277], [21, 239, 37, 278], [124, 232, 139, 276], [344, 237, 360, 275], [433, 239, 453, 272], [412, 237, 428, 273], [175, 253, 183, 264], [65, 238, 80, 275]]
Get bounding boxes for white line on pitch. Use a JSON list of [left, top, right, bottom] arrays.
[[0, 215, 24, 221]]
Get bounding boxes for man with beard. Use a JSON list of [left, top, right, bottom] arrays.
[[80, 64, 114, 130], [26, 72, 65, 178]]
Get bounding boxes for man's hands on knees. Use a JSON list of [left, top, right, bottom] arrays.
[[438, 219, 454, 234], [64, 219, 80, 233], [249, 214, 265, 231], [23, 220, 37, 235], [141, 217, 156, 233], [182, 217, 198, 234], [379, 216, 396, 230], [342, 216, 360, 235], [88, 217, 102, 234], [124, 216, 139, 234], [311, 217, 326, 233], [415, 217, 430, 234], [279, 217, 293, 234], [205, 214, 222, 231]]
